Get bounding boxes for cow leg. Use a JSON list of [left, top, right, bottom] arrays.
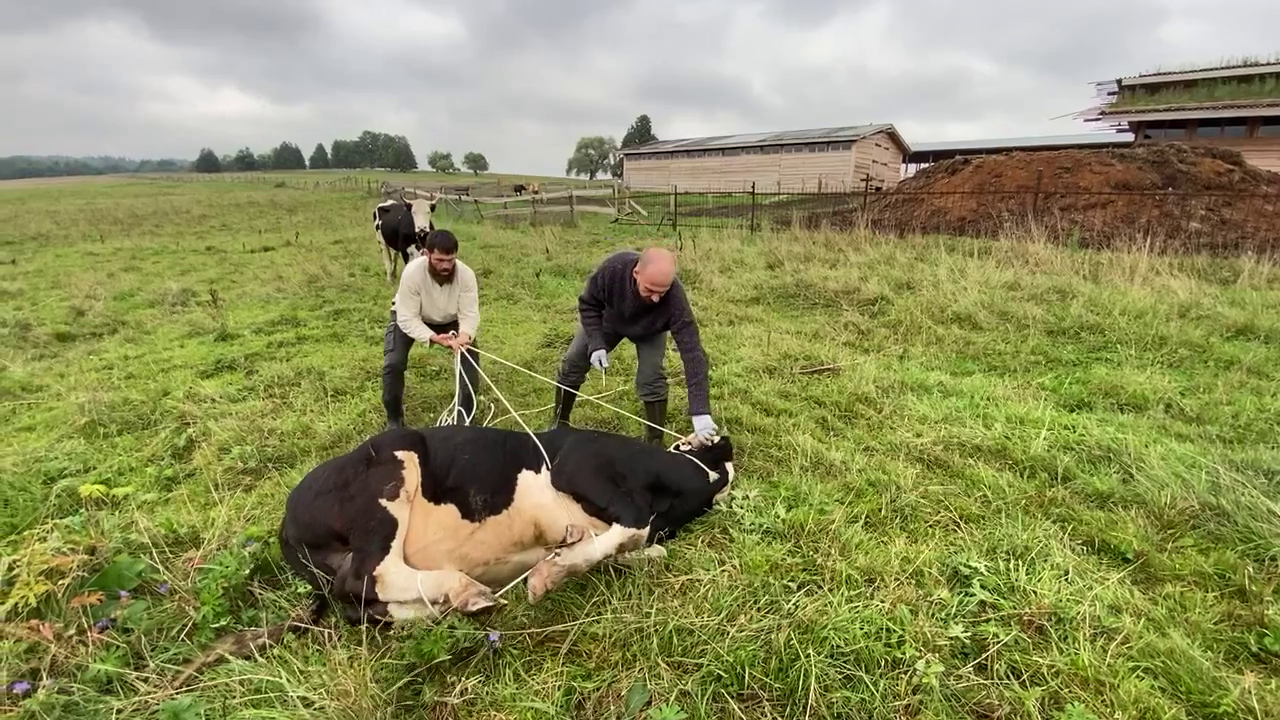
[[526, 522, 651, 603], [378, 234, 395, 284]]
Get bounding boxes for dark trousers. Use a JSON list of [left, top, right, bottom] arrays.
[[555, 321, 667, 402], [382, 309, 480, 425]]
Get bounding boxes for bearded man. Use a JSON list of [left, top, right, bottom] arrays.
[[381, 228, 481, 429]]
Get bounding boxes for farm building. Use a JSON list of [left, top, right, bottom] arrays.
[[616, 123, 910, 192], [902, 132, 1137, 178], [1078, 58, 1280, 173]]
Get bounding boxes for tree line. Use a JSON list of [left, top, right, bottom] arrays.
[[3, 116, 659, 182], [562, 114, 658, 181]]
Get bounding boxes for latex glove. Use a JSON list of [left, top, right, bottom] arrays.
[[691, 414, 718, 439], [589, 349, 609, 371]]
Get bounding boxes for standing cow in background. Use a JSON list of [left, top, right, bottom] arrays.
[[373, 192, 437, 284]]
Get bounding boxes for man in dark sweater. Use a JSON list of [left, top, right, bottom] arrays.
[[550, 247, 717, 444]]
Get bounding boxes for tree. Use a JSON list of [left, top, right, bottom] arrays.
[[230, 147, 259, 172], [270, 141, 307, 170], [256, 152, 273, 171], [194, 147, 222, 173], [462, 151, 489, 175], [565, 135, 618, 181], [614, 114, 658, 178], [427, 150, 459, 174], [308, 143, 330, 170]]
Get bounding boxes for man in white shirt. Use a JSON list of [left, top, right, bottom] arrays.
[[382, 229, 481, 429]]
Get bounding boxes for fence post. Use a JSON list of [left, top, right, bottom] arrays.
[[670, 185, 678, 232], [750, 181, 757, 234], [569, 188, 577, 224], [862, 175, 871, 212], [1032, 167, 1043, 219]]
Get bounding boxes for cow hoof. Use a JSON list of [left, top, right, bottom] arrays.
[[560, 524, 588, 546], [614, 544, 667, 566], [526, 559, 566, 604], [448, 578, 504, 615]]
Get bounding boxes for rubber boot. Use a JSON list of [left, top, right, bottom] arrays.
[[550, 384, 580, 429], [642, 400, 668, 445]]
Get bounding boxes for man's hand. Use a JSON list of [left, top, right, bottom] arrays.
[[428, 333, 451, 347], [589, 349, 609, 372], [691, 414, 718, 440], [453, 332, 473, 348]]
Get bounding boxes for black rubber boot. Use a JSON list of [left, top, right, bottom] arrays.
[[642, 400, 668, 445], [551, 384, 580, 429]]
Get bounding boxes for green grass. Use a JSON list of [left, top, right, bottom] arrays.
[[1110, 74, 1280, 109], [3, 177, 1280, 719]]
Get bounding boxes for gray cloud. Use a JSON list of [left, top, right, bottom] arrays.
[[2, 0, 1277, 174]]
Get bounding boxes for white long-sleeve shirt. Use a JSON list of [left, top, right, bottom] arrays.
[[393, 256, 480, 342]]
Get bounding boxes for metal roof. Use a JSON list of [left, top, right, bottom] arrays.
[[1094, 98, 1280, 115], [1116, 61, 1280, 85], [907, 132, 1134, 157], [616, 123, 910, 155]]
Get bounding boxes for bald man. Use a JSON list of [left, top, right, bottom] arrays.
[[550, 247, 717, 444]]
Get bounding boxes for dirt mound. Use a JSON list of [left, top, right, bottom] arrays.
[[851, 143, 1280, 255]]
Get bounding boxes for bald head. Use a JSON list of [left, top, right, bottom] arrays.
[[633, 247, 677, 303]]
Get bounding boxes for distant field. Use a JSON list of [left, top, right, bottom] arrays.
[[2, 177, 1279, 719]]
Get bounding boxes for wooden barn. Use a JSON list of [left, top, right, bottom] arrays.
[[616, 123, 911, 192]]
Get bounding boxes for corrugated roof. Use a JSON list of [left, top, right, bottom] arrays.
[[1118, 60, 1280, 82], [907, 132, 1134, 157], [617, 123, 909, 155]]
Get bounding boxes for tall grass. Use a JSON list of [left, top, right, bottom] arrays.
[[2, 178, 1279, 719]]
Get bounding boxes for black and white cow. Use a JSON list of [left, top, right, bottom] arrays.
[[372, 193, 437, 284], [278, 423, 735, 625]]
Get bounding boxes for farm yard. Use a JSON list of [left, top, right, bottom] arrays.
[[3, 170, 1280, 720]]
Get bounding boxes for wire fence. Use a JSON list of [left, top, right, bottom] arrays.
[[130, 171, 1280, 256], [617, 185, 1280, 256]]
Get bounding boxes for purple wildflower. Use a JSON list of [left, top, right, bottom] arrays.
[[157, 582, 170, 595], [9, 680, 31, 696], [244, 539, 257, 549], [486, 630, 502, 650], [93, 617, 114, 633], [118, 590, 130, 600]]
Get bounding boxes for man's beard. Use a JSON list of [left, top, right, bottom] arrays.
[[428, 264, 455, 285]]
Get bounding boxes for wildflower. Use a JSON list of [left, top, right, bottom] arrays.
[[157, 582, 170, 595], [118, 590, 130, 600], [93, 617, 114, 633], [9, 680, 31, 696], [486, 630, 502, 650]]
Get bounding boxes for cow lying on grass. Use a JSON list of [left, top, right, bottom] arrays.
[[373, 193, 436, 284], [279, 422, 735, 625]]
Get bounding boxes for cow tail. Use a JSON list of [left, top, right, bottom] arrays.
[[168, 613, 314, 690]]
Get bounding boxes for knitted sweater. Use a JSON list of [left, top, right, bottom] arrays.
[[578, 250, 711, 416], [394, 257, 480, 342]]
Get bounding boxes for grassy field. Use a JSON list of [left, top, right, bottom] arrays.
[[2, 177, 1280, 720]]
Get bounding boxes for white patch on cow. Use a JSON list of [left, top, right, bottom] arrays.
[[525, 521, 651, 603], [399, 463, 610, 591], [408, 195, 434, 234], [714, 461, 734, 503], [368, 450, 500, 618]]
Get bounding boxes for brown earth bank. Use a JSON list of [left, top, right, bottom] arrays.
[[826, 143, 1280, 256]]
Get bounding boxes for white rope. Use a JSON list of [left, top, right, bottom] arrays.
[[465, 346, 687, 441]]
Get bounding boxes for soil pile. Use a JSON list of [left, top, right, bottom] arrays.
[[853, 143, 1280, 255]]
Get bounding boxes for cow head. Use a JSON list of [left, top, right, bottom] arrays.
[[670, 432, 735, 504]]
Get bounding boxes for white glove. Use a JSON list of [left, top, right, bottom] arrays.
[[589, 349, 609, 371], [691, 414, 717, 439]]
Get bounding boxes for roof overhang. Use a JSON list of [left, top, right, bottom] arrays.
[[904, 132, 1135, 162], [1090, 101, 1280, 123]]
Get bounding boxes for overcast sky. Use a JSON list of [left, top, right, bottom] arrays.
[[2, 0, 1276, 175]]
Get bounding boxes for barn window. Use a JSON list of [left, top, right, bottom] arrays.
[[724, 148, 741, 156], [1259, 117, 1280, 137], [706, 150, 722, 157], [1222, 118, 1249, 138], [764, 146, 780, 154], [673, 152, 687, 159]]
